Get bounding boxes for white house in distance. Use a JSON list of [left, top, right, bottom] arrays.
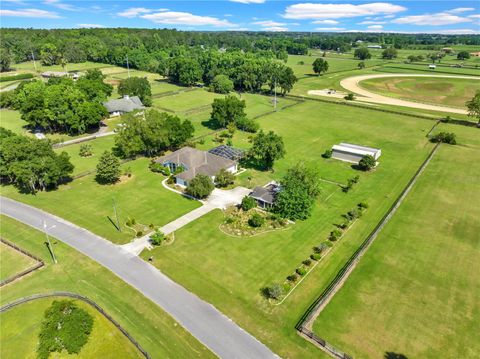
[[331, 143, 381, 164], [103, 95, 144, 117]]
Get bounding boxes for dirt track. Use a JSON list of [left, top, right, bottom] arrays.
[[338, 73, 480, 115]]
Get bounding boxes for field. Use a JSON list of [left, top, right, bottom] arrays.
[[1, 297, 143, 358], [360, 76, 480, 108], [0, 215, 214, 358], [0, 242, 37, 282], [138, 100, 435, 357], [312, 129, 480, 358]]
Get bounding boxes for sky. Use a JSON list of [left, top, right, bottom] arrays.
[[0, 0, 479, 34]]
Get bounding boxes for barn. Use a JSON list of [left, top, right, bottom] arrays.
[[331, 143, 381, 164]]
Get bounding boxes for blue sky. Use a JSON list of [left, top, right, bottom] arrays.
[[1, 1, 479, 34]]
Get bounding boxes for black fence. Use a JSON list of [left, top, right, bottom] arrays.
[[0, 291, 150, 359]]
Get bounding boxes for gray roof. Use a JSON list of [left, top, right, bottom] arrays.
[[208, 145, 245, 161], [250, 183, 280, 205], [156, 147, 236, 182], [103, 96, 144, 113]]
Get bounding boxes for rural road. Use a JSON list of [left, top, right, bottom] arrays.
[[339, 73, 480, 115], [0, 196, 278, 359]]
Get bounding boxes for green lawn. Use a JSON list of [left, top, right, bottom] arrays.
[[312, 135, 480, 358], [360, 76, 480, 108], [139, 100, 435, 358], [0, 216, 214, 358], [12, 61, 115, 73], [152, 89, 223, 112], [0, 242, 37, 282], [1, 297, 143, 359], [0, 109, 28, 135], [1, 158, 201, 244]]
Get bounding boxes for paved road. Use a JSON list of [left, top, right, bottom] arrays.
[[0, 196, 278, 359], [338, 73, 480, 115]]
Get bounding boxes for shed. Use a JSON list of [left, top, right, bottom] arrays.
[[250, 182, 281, 209], [103, 95, 144, 116], [331, 143, 381, 164]]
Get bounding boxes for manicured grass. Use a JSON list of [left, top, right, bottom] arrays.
[[312, 139, 480, 358], [0, 109, 28, 135], [375, 63, 480, 76], [150, 80, 187, 95], [0, 216, 214, 358], [152, 89, 223, 112], [12, 61, 114, 73], [1, 297, 143, 358], [139, 100, 435, 358], [360, 76, 480, 108], [1, 158, 201, 244], [0, 242, 37, 282]]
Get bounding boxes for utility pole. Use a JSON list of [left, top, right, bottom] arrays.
[[43, 220, 57, 263], [31, 50, 37, 72], [274, 78, 277, 111], [126, 55, 130, 78], [113, 198, 121, 232]]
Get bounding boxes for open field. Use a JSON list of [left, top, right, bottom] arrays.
[[11, 61, 115, 73], [1, 158, 200, 244], [312, 134, 480, 358], [0, 215, 213, 358], [0, 242, 37, 282], [139, 99, 435, 357], [360, 76, 479, 108], [1, 297, 143, 359], [375, 62, 480, 76]]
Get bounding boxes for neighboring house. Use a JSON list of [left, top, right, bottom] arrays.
[[155, 147, 238, 187], [103, 95, 144, 116], [331, 143, 381, 164], [367, 45, 382, 49], [470, 52, 480, 57], [41, 71, 68, 78], [208, 145, 245, 161], [250, 182, 281, 209]]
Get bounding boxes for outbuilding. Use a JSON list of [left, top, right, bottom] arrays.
[[331, 143, 381, 164], [249, 182, 281, 209], [103, 95, 144, 116]]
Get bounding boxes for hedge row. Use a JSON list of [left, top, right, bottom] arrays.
[[0, 73, 34, 82]]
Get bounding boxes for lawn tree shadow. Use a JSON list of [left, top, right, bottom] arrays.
[[200, 118, 221, 131], [384, 352, 408, 359], [107, 216, 120, 231], [260, 287, 270, 299], [239, 156, 268, 172]]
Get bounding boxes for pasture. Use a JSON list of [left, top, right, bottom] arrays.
[[312, 135, 480, 359], [0, 242, 37, 282]]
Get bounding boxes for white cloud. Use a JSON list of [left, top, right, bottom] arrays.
[[358, 20, 386, 24], [283, 2, 406, 19], [312, 19, 339, 25], [141, 11, 234, 27], [253, 20, 286, 27], [228, 27, 249, 31], [315, 27, 346, 31], [262, 26, 289, 31], [77, 23, 105, 28], [0, 8, 61, 18], [447, 8, 475, 14], [43, 0, 78, 11], [469, 14, 480, 18], [117, 7, 153, 18], [230, 0, 265, 3], [393, 12, 472, 26], [383, 14, 395, 19], [436, 29, 479, 34], [367, 25, 383, 30]]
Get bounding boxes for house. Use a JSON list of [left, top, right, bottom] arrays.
[[208, 145, 245, 161], [331, 143, 381, 164], [250, 182, 281, 209], [155, 147, 238, 187], [103, 95, 144, 116], [428, 64, 436, 69], [41, 71, 69, 78], [470, 52, 480, 57], [367, 45, 382, 49]]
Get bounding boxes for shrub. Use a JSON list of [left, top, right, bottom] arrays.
[[338, 221, 349, 229], [150, 230, 165, 246], [0, 73, 33, 82], [266, 283, 283, 300], [345, 209, 360, 221], [248, 213, 265, 228], [225, 216, 235, 224], [351, 175, 360, 184], [324, 240, 333, 248], [241, 196, 256, 211], [287, 274, 298, 282], [344, 93, 356, 101], [358, 202, 369, 209], [79, 143, 93, 157], [313, 243, 328, 254], [329, 229, 342, 241], [215, 168, 235, 188], [321, 149, 332, 158], [282, 282, 292, 293], [296, 267, 307, 276], [167, 175, 175, 184], [236, 116, 259, 133], [95, 151, 121, 184], [149, 223, 155, 229], [136, 230, 143, 237], [430, 132, 456, 145], [311, 253, 321, 261], [211, 74, 234, 94], [186, 174, 214, 199], [358, 155, 376, 171], [0, 90, 16, 109], [149, 161, 170, 175], [123, 166, 132, 177], [302, 259, 312, 266]]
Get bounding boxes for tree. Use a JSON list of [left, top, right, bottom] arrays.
[[95, 151, 121, 184], [79, 143, 92, 157], [466, 90, 480, 126], [40, 43, 60, 66], [211, 74, 233, 94], [357, 61, 365, 69], [382, 47, 398, 59], [358, 155, 376, 171], [0, 47, 11, 72], [211, 95, 246, 128], [430, 132, 456, 144], [118, 77, 152, 106], [354, 48, 371, 60], [276, 66, 297, 95], [215, 168, 235, 187], [457, 51, 470, 60], [149, 230, 165, 246], [167, 57, 202, 86], [344, 93, 356, 101], [241, 195, 256, 211], [266, 283, 283, 300], [273, 163, 320, 220], [312, 58, 329, 75], [186, 174, 214, 199], [249, 130, 285, 170]]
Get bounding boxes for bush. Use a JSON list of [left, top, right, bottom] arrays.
[[0, 90, 16, 108], [236, 116, 259, 133], [358, 201, 369, 209], [0, 73, 33, 82], [344, 93, 356, 101], [287, 274, 298, 282], [302, 259, 312, 266], [266, 283, 283, 300], [136, 230, 143, 237], [123, 166, 132, 177], [338, 221, 349, 229], [79, 143, 92, 157], [95, 151, 121, 184], [358, 155, 376, 171], [215, 168, 235, 188], [324, 240, 333, 248], [240, 196, 256, 211], [211, 74, 234, 94], [311, 253, 321, 261], [167, 175, 175, 184], [430, 132, 456, 145], [149, 161, 171, 175], [329, 229, 342, 241], [345, 209, 360, 221], [321, 149, 332, 158], [313, 243, 328, 254], [186, 174, 214, 199], [248, 213, 265, 228], [150, 230, 165, 246], [282, 282, 292, 293], [296, 267, 307, 276]]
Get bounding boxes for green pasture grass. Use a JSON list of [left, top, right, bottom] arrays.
[[433, 123, 480, 147], [312, 140, 480, 359], [12, 61, 114, 73], [360, 76, 480, 108], [0, 109, 28, 135], [152, 89, 223, 112], [375, 63, 480, 76], [150, 80, 187, 95], [109, 69, 161, 82], [1, 158, 201, 244], [0, 216, 214, 358], [1, 297, 143, 359], [139, 99, 435, 358], [0, 242, 37, 282]]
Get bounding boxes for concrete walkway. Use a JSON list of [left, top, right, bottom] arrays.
[[0, 196, 278, 359]]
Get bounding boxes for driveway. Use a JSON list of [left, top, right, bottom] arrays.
[[338, 73, 480, 115], [0, 196, 277, 359]]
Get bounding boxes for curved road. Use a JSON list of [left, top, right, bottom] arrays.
[[0, 196, 278, 359], [340, 73, 480, 115]]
